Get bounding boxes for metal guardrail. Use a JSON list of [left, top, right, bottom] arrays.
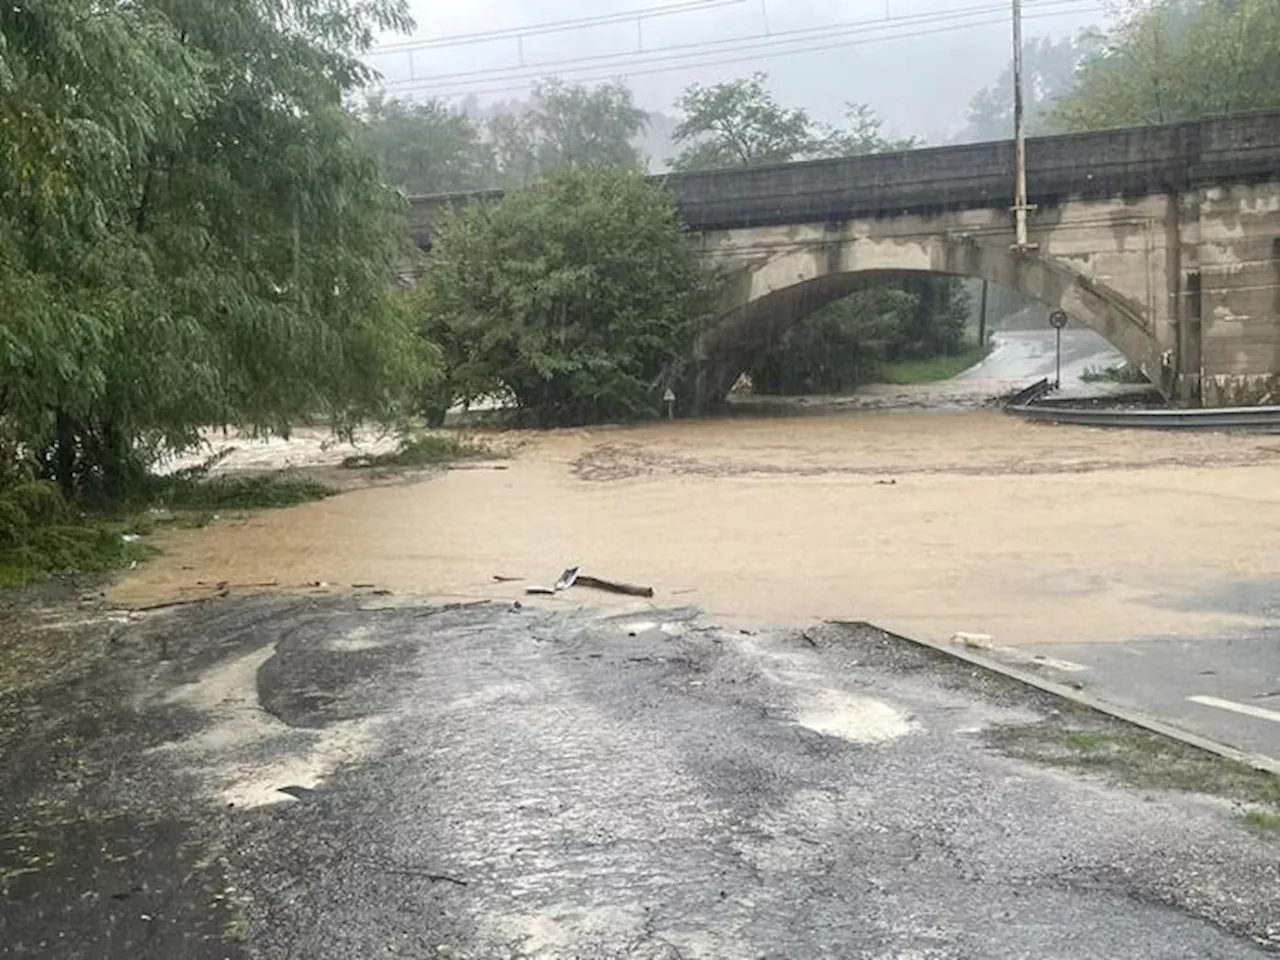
[[1004, 378, 1053, 408], [1005, 401, 1280, 430]]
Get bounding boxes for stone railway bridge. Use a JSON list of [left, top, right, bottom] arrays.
[[409, 110, 1280, 410]]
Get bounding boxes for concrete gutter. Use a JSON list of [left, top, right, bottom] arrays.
[[835, 621, 1280, 778]]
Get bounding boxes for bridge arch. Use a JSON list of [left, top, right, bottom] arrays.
[[694, 232, 1166, 410]]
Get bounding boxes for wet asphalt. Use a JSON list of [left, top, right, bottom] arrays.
[[1020, 631, 1280, 760], [956, 328, 1131, 396], [1, 594, 1278, 959]]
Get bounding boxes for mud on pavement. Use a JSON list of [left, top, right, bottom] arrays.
[[1, 592, 1278, 959]]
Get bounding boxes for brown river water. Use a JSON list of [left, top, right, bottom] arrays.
[[113, 410, 1280, 646]]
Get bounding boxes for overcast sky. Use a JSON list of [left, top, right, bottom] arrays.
[[366, 0, 1107, 142]]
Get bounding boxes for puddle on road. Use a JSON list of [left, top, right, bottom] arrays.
[[152, 642, 382, 809], [796, 691, 920, 744], [112, 409, 1280, 647]]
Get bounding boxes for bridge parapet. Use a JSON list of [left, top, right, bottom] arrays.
[[409, 110, 1280, 239]]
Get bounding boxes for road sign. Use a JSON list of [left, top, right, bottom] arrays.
[[1049, 310, 1069, 329]]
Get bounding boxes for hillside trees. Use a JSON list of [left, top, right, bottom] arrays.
[[1051, 0, 1280, 130]]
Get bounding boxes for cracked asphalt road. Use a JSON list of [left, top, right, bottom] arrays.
[[2, 594, 1278, 958]]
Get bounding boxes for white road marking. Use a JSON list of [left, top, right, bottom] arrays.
[[1188, 695, 1280, 725]]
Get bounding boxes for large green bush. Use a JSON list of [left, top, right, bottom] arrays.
[[415, 167, 719, 425]]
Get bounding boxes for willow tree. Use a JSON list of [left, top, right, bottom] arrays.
[[0, 0, 426, 498]]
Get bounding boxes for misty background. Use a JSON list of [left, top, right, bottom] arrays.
[[364, 0, 1110, 157]]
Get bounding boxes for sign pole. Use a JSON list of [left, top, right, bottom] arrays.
[[1050, 310, 1068, 389]]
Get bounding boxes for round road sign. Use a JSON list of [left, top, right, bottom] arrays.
[[1049, 310, 1069, 330]]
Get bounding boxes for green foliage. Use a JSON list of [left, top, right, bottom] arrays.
[[1050, 0, 1280, 130], [341, 434, 495, 469], [487, 80, 650, 186], [1081, 362, 1151, 384], [877, 344, 991, 385], [747, 277, 972, 396], [670, 72, 912, 171], [1241, 810, 1280, 834], [358, 80, 650, 193], [991, 721, 1280, 809], [968, 2, 1280, 138], [895, 275, 972, 360], [0, 0, 427, 504], [0, 459, 329, 585], [484, 111, 538, 188], [671, 72, 817, 169], [415, 167, 718, 425], [962, 35, 1099, 141], [149, 474, 334, 512], [358, 93, 496, 195], [0, 476, 144, 587], [669, 72, 967, 397], [750, 288, 918, 395], [813, 103, 920, 158]]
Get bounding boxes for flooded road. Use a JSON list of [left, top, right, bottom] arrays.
[[16, 409, 1280, 957], [958, 327, 1128, 392], [113, 409, 1280, 648], [725, 328, 1147, 416]]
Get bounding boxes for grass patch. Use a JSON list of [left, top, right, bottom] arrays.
[[0, 465, 332, 587], [1241, 810, 1280, 834], [0, 530, 150, 588], [0, 479, 154, 588], [148, 473, 334, 511], [989, 721, 1280, 809], [1080, 362, 1150, 385], [876, 343, 992, 385], [1059, 731, 1114, 751], [342, 433, 495, 470]]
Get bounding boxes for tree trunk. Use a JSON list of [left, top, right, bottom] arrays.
[[100, 419, 124, 502], [54, 409, 77, 499]]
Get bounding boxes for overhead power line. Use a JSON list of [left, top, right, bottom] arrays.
[[381, 0, 1095, 90], [378, 0, 1100, 100], [372, 0, 749, 55]]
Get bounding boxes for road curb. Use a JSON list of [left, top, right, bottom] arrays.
[[832, 620, 1280, 778]]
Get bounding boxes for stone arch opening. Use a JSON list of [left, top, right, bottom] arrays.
[[695, 235, 1165, 410]]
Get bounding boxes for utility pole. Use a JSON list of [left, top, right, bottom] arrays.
[[1011, 0, 1034, 251]]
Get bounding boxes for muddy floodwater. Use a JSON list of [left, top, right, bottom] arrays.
[[114, 410, 1280, 646]]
